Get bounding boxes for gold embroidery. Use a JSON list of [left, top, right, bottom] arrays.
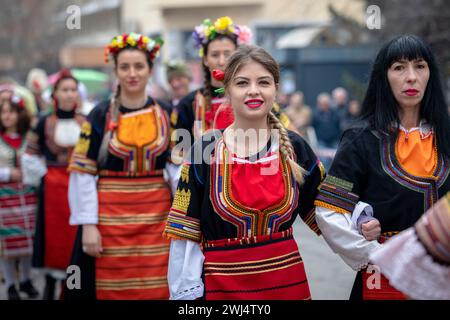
[[181, 165, 189, 184], [73, 122, 92, 155], [323, 175, 354, 191], [172, 188, 191, 213], [73, 137, 90, 155], [170, 109, 178, 126], [80, 121, 92, 136], [318, 161, 326, 181]]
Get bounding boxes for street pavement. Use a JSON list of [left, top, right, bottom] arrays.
[[293, 218, 356, 299]]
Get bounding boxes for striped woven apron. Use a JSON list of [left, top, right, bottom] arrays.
[[203, 228, 311, 300], [95, 171, 171, 300], [0, 182, 37, 258]]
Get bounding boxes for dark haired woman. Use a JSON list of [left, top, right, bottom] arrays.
[[65, 33, 175, 300], [0, 92, 39, 300], [21, 69, 85, 299], [314, 35, 450, 300]]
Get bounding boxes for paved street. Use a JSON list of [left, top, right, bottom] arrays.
[[293, 218, 356, 299]]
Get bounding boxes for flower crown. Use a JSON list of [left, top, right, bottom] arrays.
[[192, 16, 252, 57], [10, 93, 26, 109], [0, 85, 25, 109], [104, 32, 164, 63]]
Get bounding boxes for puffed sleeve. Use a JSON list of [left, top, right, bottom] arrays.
[[314, 128, 381, 271]]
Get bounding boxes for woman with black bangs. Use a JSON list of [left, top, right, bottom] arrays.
[[313, 34, 450, 300]]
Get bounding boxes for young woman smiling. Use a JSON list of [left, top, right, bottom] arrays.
[[66, 33, 174, 300], [164, 45, 326, 300]]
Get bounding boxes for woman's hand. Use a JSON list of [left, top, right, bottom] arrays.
[[82, 224, 103, 257], [10, 168, 22, 182], [361, 219, 381, 241]]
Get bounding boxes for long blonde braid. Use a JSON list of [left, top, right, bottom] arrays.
[[268, 111, 306, 185], [97, 84, 121, 167]]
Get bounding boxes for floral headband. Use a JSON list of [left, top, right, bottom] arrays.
[[104, 32, 164, 63], [192, 16, 252, 57], [0, 87, 26, 110], [10, 94, 26, 109]]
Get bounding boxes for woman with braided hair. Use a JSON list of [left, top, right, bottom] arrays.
[[171, 16, 291, 153], [164, 45, 326, 300], [65, 33, 175, 300]]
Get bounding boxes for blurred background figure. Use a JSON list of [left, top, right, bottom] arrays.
[[0, 92, 39, 300], [332, 87, 348, 113], [312, 92, 340, 170], [0, 85, 13, 105], [339, 99, 361, 132], [277, 91, 290, 109], [22, 69, 84, 300], [26, 69, 50, 115], [0, 82, 38, 122], [312, 92, 341, 149], [284, 91, 315, 142], [166, 60, 192, 107]]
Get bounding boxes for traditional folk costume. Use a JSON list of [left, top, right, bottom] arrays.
[[370, 192, 450, 300], [314, 122, 450, 300], [0, 133, 37, 259], [22, 108, 84, 295], [164, 130, 325, 300], [66, 97, 175, 300], [0, 132, 38, 298]]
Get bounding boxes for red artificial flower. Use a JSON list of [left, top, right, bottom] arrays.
[[212, 69, 225, 81], [108, 121, 119, 131]]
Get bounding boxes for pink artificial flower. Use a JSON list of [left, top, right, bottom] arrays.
[[237, 25, 252, 44]]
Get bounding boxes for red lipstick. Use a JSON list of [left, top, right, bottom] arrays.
[[245, 99, 264, 109], [404, 89, 418, 96]]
